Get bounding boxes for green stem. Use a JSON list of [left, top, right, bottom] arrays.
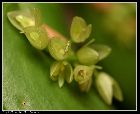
[[95, 65, 102, 70], [66, 50, 78, 64], [83, 38, 95, 47], [93, 69, 100, 78]]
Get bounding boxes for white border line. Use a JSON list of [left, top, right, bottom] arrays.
[[2, 2, 137, 111], [2, 2, 137, 3], [136, 1, 137, 111], [2, 1, 4, 112]]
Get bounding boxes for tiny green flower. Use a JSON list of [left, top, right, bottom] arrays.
[[74, 65, 95, 84], [95, 72, 123, 105], [7, 8, 49, 50], [7, 10, 34, 32], [70, 16, 92, 43], [23, 26, 48, 50], [95, 72, 113, 105], [48, 38, 71, 61], [50, 61, 73, 88], [76, 47, 99, 65]]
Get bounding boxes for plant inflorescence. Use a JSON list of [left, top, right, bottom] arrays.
[[7, 8, 123, 105]]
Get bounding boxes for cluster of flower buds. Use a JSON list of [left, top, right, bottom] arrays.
[[7, 8, 123, 105]]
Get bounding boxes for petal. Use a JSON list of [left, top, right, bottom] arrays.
[[58, 73, 65, 88], [50, 61, 61, 81], [91, 44, 111, 61], [64, 62, 73, 83], [77, 47, 99, 65], [112, 79, 123, 102], [7, 10, 34, 31], [79, 77, 92, 92], [95, 72, 113, 105]]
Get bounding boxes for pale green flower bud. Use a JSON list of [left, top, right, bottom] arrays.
[[48, 38, 71, 61], [7, 10, 34, 32], [95, 72, 113, 105], [77, 47, 99, 65], [95, 72, 123, 105], [70, 16, 92, 43], [7, 8, 49, 50], [24, 26, 48, 50]]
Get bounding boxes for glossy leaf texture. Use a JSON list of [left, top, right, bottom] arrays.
[[3, 3, 115, 110]]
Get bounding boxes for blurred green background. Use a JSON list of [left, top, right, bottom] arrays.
[[3, 3, 136, 110]]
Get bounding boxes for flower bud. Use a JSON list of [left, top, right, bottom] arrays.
[[95, 72, 123, 105], [70, 16, 92, 43], [7, 8, 49, 50], [77, 47, 99, 65], [7, 10, 34, 32], [24, 26, 48, 50], [48, 38, 71, 61], [95, 72, 113, 105]]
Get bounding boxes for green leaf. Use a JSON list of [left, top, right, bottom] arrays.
[[3, 3, 115, 110]]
